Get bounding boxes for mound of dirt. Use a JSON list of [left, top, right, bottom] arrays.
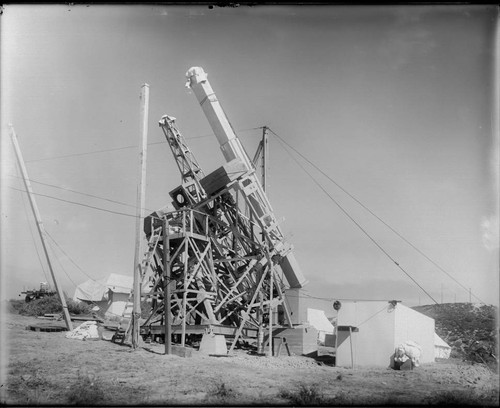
[[413, 303, 498, 369]]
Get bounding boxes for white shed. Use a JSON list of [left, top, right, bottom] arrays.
[[335, 300, 435, 368]]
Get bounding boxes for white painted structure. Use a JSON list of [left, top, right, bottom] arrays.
[[335, 301, 435, 368]]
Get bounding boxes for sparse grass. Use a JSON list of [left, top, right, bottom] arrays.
[[6, 367, 58, 405], [66, 372, 106, 406], [279, 384, 357, 406], [7, 299, 25, 313], [425, 388, 500, 406], [413, 303, 498, 371], [280, 384, 329, 406], [10, 296, 92, 317], [209, 381, 238, 401]]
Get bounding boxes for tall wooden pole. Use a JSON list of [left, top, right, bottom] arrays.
[[268, 265, 273, 357], [261, 126, 268, 192], [163, 217, 172, 355], [131, 83, 150, 349], [256, 126, 268, 355], [9, 125, 73, 331]]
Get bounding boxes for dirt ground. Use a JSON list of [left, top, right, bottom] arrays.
[[1, 313, 498, 406]]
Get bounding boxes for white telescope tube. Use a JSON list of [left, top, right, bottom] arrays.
[[186, 67, 307, 289]]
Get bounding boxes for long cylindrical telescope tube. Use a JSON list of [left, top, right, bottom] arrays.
[[186, 67, 254, 170], [185, 67, 307, 289]]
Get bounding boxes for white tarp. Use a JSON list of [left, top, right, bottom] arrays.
[[73, 274, 132, 302], [65, 321, 100, 340], [73, 273, 133, 317], [105, 273, 133, 293], [434, 333, 451, 359], [395, 340, 422, 367], [307, 308, 335, 343], [73, 279, 108, 302]]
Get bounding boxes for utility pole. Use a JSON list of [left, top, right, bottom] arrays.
[[261, 126, 268, 193], [256, 126, 269, 356], [252, 126, 269, 192], [9, 125, 73, 331], [268, 264, 273, 357], [131, 83, 150, 349], [163, 217, 172, 355]]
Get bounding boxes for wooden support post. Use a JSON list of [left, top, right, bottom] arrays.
[[9, 125, 73, 331], [349, 326, 354, 369], [181, 235, 188, 346], [334, 310, 339, 367], [132, 83, 150, 349], [163, 217, 172, 355], [228, 262, 269, 353], [257, 291, 264, 354], [268, 263, 273, 357], [276, 338, 291, 357], [262, 126, 268, 193]]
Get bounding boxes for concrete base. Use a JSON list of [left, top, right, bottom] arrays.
[[199, 333, 227, 355]]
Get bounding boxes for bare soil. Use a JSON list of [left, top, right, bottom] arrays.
[[1, 313, 498, 406]]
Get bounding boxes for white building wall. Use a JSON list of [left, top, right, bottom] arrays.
[[394, 304, 435, 364], [335, 301, 436, 367], [336, 301, 396, 367], [284, 288, 306, 325]]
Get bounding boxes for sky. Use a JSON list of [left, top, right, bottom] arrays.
[[1, 4, 498, 312]]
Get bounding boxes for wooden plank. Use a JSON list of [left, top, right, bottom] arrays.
[[141, 324, 258, 337]]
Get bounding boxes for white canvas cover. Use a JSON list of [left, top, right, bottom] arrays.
[[307, 308, 335, 343], [105, 273, 133, 294], [434, 332, 451, 359], [73, 279, 108, 302], [73, 274, 133, 317], [73, 274, 133, 302]]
